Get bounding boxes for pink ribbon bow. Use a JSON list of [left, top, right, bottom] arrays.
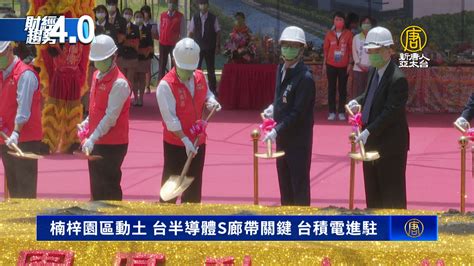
[[348, 113, 362, 131], [190, 120, 208, 137], [77, 123, 89, 145], [259, 118, 277, 133]]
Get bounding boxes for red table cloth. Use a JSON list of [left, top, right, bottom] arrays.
[[219, 64, 277, 110]]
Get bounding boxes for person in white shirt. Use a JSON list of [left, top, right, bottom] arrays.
[[352, 16, 375, 97], [188, 0, 221, 96], [156, 38, 221, 203], [78, 35, 131, 201]]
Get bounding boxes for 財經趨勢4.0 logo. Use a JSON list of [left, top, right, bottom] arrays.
[[399, 25, 430, 68]]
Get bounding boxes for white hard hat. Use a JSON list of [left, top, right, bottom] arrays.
[[0, 41, 11, 53], [89, 35, 118, 61], [173, 38, 200, 70], [364, 26, 394, 49], [279, 26, 306, 45]]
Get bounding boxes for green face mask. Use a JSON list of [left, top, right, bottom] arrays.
[[0, 55, 9, 70], [361, 23, 371, 32], [176, 68, 194, 81], [281, 47, 300, 61], [369, 53, 387, 69], [94, 57, 113, 73]]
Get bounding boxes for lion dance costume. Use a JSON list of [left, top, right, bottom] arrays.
[[28, 0, 95, 152]]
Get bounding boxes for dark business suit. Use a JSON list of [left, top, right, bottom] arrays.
[[355, 61, 410, 209], [461, 93, 474, 121], [273, 61, 316, 206]]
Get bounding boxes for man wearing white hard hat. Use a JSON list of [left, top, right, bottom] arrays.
[[156, 37, 221, 203], [262, 26, 315, 206], [454, 93, 474, 130], [347, 26, 409, 209], [0, 41, 42, 198], [78, 34, 131, 201]]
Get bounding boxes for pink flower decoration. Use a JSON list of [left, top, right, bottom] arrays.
[[259, 118, 276, 133], [348, 113, 362, 130], [77, 123, 89, 143], [190, 120, 208, 137], [466, 128, 474, 141]]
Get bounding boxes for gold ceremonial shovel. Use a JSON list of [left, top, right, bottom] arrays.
[[345, 105, 380, 162], [160, 106, 218, 202], [0, 132, 43, 160], [255, 113, 285, 159], [73, 150, 103, 161]]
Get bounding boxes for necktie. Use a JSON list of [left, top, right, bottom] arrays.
[[362, 71, 379, 125]]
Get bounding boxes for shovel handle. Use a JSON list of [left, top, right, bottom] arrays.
[[179, 138, 200, 178], [266, 139, 272, 157], [204, 105, 218, 123], [454, 122, 469, 134], [356, 128, 367, 159], [177, 105, 218, 182], [0, 131, 24, 156], [345, 104, 361, 117]]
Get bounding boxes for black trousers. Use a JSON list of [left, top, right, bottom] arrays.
[[160, 142, 206, 203], [326, 64, 348, 113], [88, 144, 128, 201], [198, 50, 217, 96], [159, 44, 175, 81], [276, 145, 312, 206], [363, 153, 407, 209], [1, 141, 41, 198]]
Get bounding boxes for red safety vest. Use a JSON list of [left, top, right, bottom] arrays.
[[162, 67, 208, 146], [0, 60, 42, 144], [159, 11, 183, 46], [88, 66, 131, 145]]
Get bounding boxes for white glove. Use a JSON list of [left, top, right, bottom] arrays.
[[355, 129, 370, 145], [6, 131, 19, 148], [181, 137, 198, 157], [455, 117, 470, 130], [263, 129, 277, 143], [82, 138, 95, 154], [206, 98, 222, 112], [263, 104, 274, 118], [347, 100, 360, 113]]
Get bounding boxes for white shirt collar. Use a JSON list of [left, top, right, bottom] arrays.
[[281, 61, 299, 73], [376, 60, 390, 80], [2, 56, 19, 79], [96, 20, 106, 27]]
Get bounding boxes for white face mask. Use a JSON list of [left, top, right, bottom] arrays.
[[96, 12, 106, 20], [123, 14, 132, 21], [135, 18, 143, 25]]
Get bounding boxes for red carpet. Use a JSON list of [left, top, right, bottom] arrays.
[[1, 93, 472, 211]]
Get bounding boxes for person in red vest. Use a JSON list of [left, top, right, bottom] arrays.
[[156, 38, 221, 203], [0, 41, 42, 198], [158, 0, 184, 81], [78, 35, 131, 201]]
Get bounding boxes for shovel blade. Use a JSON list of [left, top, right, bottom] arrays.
[[160, 175, 195, 202], [348, 151, 380, 162], [73, 151, 103, 161], [255, 151, 285, 159], [7, 151, 43, 160]]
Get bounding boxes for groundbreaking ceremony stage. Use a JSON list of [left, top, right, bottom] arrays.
[[1, 94, 473, 264]]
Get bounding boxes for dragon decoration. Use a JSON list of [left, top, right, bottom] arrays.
[[27, 0, 95, 153]]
